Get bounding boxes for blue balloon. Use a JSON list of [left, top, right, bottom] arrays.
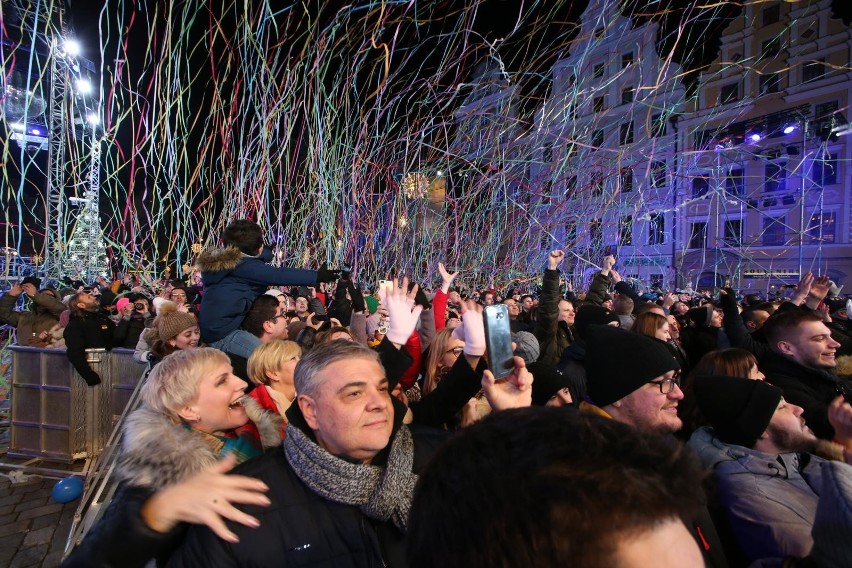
[[52, 476, 84, 504]]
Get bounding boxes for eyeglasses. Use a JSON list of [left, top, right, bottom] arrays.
[[647, 375, 681, 394], [445, 346, 464, 357], [268, 312, 288, 322]]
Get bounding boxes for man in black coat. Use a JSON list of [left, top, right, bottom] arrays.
[[64, 291, 115, 386], [761, 309, 851, 439]]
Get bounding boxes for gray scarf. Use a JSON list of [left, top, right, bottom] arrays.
[[283, 423, 417, 531]]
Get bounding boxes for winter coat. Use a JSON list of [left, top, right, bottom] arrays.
[[114, 313, 153, 349], [196, 246, 317, 344], [535, 268, 574, 367], [0, 291, 67, 347], [584, 271, 612, 306], [64, 311, 116, 385], [168, 400, 447, 568], [761, 351, 852, 440], [557, 340, 588, 404], [62, 398, 282, 568], [687, 427, 823, 561]]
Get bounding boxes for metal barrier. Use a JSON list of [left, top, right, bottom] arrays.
[[8, 346, 146, 464]]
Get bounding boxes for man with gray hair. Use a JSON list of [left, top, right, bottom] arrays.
[[170, 279, 533, 567]]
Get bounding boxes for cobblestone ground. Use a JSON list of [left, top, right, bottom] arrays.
[[0, 473, 79, 568]]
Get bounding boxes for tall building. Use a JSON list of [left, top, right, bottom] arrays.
[[676, 0, 852, 291], [527, 0, 686, 288]]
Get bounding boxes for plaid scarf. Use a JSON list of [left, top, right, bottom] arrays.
[[187, 425, 262, 464], [283, 422, 417, 531]]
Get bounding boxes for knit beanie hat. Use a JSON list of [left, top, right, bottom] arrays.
[[155, 302, 198, 342], [688, 305, 714, 328], [152, 296, 169, 315], [265, 288, 285, 298], [512, 331, 540, 364], [585, 325, 679, 406], [529, 361, 574, 406], [574, 305, 620, 340], [693, 375, 782, 448], [364, 295, 379, 314], [116, 297, 131, 312]]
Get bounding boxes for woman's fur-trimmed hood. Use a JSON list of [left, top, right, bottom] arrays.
[[117, 397, 283, 490], [196, 246, 245, 274]]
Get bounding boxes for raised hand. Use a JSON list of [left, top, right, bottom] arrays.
[[438, 262, 459, 293], [547, 249, 565, 271], [383, 277, 423, 346], [481, 356, 534, 411]]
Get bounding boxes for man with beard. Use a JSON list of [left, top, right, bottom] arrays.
[[687, 375, 850, 561], [579, 325, 728, 567], [65, 291, 116, 386]]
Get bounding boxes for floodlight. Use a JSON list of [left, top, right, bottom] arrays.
[[747, 132, 763, 143], [782, 124, 798, 135], [75, 79, 93, 95], [64, 39, 81, 56], [86, 113, 100, 125]]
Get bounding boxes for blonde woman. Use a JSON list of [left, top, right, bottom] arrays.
[[247, 340, 301, 434]]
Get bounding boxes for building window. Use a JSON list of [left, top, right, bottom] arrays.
[[593, 96, 605, 112], [650, 113, 665, 137], [590, 172, 604, 195], [622, 51, 634, 67], [759, 73, 780, 95], [764, 162, 786, 192], [803, 59, 826, 83], [725, 168, 744, 196], [651, 161, 667, 188], [593, 63, 605, 79], [808, 212, 836, 243], [762, 4, 780, 26], [694, 128, 713, 149], [813, 153, 838, 186], [761, 37, 780, 57], [720, 82, 740, 104], [620, 168, 633, 193], [689, 222, 707, 249], [723, 219, 743, 246], [762, 215, 786, 245], [619, 122, 633, 145], [621, 87, 634, 105], [566, 174, 577, 197], [544, 180, 554, 204], [565, 222, 577, 245], [619, 216, 633, 246], [592, 129, 604, 147], [649, 213, 665, 245], [692, 175, 709, 197], [590, 219, 603, 248]]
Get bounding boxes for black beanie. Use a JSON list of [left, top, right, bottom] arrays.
[[574, 305, 620, 340], [529, 361, 574, 406], [585, 326, 679, 407], [688, 305, 714, 328], [693, 375, 782, 448]]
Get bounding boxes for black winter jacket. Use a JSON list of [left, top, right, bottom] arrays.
[[169, 404, 447, 568], [761, 351, 852, 439], [535, 268, 574, 367], [64, 311, 115, 385]]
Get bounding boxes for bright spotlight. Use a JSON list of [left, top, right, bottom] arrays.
[[64, 39, 81, 56], [10, 122, 25, 132], [782, 124, 798, 135], [436, 170, 444, 176], [748, 132, 762, 143], [75, 78, 93, 95], [86, 113, 100, 125], [30, 127, 41, 135]]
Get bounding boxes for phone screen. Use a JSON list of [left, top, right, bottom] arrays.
[[483, 304, 515, 379], [378, 280, 393, 295]]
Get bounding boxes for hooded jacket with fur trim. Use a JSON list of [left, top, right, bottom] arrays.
[[196, 246, 316, 343], [63, 397, 282, 568]]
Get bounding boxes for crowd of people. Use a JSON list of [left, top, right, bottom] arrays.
[[2, 218, 852, 567]]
